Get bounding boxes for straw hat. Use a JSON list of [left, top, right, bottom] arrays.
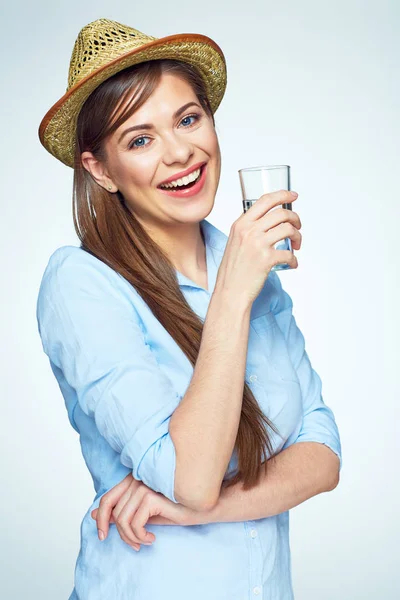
[[38, 18, 227, 168]]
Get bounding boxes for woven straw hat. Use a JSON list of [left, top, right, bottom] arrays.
[[38, 18, 227, 168]]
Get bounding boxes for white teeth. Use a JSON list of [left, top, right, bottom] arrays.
[[160, 167, 202, 189]]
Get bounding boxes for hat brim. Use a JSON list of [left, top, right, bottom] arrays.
[[38, 33, 227, 168]]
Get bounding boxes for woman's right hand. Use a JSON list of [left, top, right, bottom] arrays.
[[214, 190, 302, 308]]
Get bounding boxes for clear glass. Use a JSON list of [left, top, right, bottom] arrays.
[[238, 164, 293, 271]]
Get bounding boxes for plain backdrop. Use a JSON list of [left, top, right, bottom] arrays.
[[2, 0, 399, 598]]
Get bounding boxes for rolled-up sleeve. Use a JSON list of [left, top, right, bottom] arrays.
[[269, 271, 342, 471], [36, 248, 181, 502]]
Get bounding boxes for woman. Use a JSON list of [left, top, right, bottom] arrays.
[[37, 17, 342, 600]]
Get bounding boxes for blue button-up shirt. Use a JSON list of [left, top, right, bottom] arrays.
[[36, 217, 342, 600]]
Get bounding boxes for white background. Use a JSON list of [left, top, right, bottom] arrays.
[[2, 0, 399, 598]]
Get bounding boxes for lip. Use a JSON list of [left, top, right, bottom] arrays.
[[157, 163, 208, 198], [157, 161, 207, 187]]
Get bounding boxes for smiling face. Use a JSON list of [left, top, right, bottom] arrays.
[[81, 72, 221, 236]]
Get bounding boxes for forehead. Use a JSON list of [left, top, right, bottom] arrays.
[[120, 73, 196, 120]]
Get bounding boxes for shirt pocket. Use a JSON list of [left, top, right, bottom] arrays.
[[250, 311, 299, 384]]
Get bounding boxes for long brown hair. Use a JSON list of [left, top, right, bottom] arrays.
[[73, 58, 281, 492]]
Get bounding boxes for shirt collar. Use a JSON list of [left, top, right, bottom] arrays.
[[175, 218, 228, 293]]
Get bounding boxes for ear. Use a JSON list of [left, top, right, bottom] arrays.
[[81, 151, 118, 193]]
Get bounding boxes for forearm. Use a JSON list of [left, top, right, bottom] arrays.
[[170, 289, 252, 511], [197, 442, 340, 524]]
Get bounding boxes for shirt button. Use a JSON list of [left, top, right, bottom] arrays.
[[250, 528, 257, 538], [249, 374, 258, 382], [253, 586, 261, 595]]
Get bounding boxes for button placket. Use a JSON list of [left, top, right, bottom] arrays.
[[245, 521, 263, 599], [250, 528, 257, 538], [245, 367, 269, 415]]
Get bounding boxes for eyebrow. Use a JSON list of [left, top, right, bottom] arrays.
[[117, 101, 202, 145]]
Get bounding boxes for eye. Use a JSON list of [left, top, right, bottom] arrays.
[[128, 113, 202, 150], [128, 136, 151, 150], [179, 113, 201, 127]]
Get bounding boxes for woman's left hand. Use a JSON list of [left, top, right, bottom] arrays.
[[90, 474, 201, 550]]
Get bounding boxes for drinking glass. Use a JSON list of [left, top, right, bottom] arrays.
[[238, 164, 294, 271]]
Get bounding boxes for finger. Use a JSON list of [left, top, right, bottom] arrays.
[[91, 509, 116, 524], [131, 500, 157, 545], [114, 489, 149, 547], [114, 510, 143, 551], [96, 478, 132, 540], [259, 206, 301, 232], [115, 519, 144, 548], [265, 222, 302, 249], [246, 189, 298, 221], [113, 513, 143, 552], [110, 487, 134, 541], [111, 488, 132, 520]]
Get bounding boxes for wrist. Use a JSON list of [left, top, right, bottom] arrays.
[[210, 286, 252, 320]]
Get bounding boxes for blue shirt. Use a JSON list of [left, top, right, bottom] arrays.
[[36, 217, 342, 600]]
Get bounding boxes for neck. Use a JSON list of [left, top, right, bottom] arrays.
[[143, 219, 208, 278]]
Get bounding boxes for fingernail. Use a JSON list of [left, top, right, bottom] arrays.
[[131, 545, 140, 552], [290, 191, 298, 197], [98, 530, 105, 541]]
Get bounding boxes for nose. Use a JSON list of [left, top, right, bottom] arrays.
[[161, 131, 194, 166]]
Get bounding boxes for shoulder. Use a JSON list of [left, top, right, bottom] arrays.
[[36, 245, 144, 321], [41, 244, 119, 279], [39, 244, 122, 291]]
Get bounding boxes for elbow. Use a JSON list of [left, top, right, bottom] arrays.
[[319, 444, 341, 492], [188, 496, 218, 513], [196, 492, 219, 512], [326, 459, 341, 491], [327, 470, 340, 491], [171, 432, 221, 512], [174, 484, 219, 512]]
